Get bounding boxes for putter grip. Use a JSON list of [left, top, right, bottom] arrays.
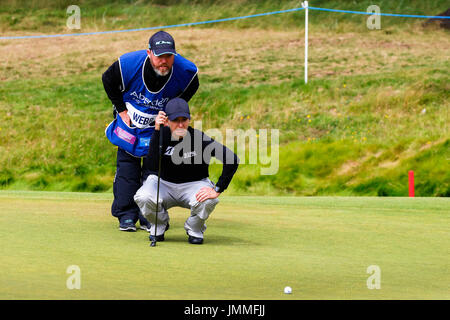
[[159, 124, 164, 151]]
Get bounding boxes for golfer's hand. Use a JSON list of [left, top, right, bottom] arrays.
[[195, 187, 220, 203], [119, 110, 131, 126], [155, 111, 168, 131]]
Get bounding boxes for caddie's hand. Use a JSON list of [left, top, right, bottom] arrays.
[[195, 187, 220, 203], [155, 111, 168, 131], [119, 110, 131, 126]]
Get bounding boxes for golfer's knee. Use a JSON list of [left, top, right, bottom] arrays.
[[134, 190, 156, 208], [206, 197, 219, 208], [196, 198, 219, 219]]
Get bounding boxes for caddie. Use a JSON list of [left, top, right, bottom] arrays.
[[102, 31, 199, 232]]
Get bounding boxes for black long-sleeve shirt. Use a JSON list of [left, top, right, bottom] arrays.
[[144, 126, 239, 192], [102, 59, 199, 114]]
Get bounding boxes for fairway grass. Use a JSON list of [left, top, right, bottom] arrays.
[[0, 191, 448, 300]]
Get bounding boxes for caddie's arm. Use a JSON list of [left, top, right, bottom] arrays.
[[118, 110, 131, 126], [179, 74, 199, 102], [102, 60, 130, 125]]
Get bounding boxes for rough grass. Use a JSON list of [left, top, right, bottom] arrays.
[[1, 0, 449, 33], [0, 191, 449, 299], [0, 1, 449, 195]]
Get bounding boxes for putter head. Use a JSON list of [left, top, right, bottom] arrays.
[[150, 241, 157, 247]]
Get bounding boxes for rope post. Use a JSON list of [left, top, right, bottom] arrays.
[[302, 1, 309, 84]]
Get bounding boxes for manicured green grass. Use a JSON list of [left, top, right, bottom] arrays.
[[1, 191, 448, 299]]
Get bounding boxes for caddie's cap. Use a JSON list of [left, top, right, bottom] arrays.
[[148, 31, 177, 56], [165, 98, 190, 121]]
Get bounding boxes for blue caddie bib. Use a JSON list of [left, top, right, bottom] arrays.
[[105, 50, 198, 157]]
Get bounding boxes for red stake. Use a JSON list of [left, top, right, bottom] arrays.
[[408, 171, 415, 197]]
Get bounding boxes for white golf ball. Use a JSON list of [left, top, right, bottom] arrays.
[[284, 286, 292, 294]]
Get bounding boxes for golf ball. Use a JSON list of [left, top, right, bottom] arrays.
[[284, 286, 292, 294]]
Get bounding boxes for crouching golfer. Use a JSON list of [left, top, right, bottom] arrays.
[[134, 98, 239, 244]]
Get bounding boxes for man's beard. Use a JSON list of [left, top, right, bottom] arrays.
[[151, 60, 171, 76], [153, 66, 171, 76]]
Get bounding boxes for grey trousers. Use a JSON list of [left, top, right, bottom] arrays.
[[134, 175, 219, 238]]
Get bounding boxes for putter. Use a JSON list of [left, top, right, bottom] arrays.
[[151, 123, 164, 247]]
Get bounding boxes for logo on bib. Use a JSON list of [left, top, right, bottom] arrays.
[[114, 127, 136, 145], [129, 91, 169, 109]]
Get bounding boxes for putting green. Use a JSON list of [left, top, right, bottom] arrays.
[[0, 191, 448, 299]]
